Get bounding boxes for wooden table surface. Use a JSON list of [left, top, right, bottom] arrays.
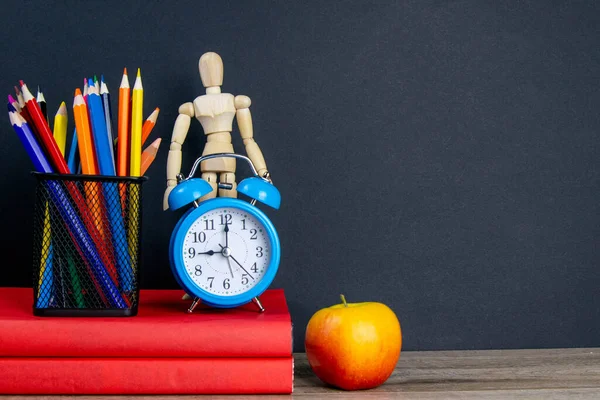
[[1, 348, 598, 399]]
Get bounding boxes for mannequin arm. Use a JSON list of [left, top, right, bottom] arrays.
[[234, 95, 270, 180], [164, 102, 194, 210]]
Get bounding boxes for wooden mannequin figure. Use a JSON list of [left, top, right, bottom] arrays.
[[164, 52, 271, 210]]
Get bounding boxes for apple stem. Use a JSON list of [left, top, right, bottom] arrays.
[[340, 294, 348, 307]]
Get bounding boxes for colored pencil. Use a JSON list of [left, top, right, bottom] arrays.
[[15, 86, 35, 129], [52, 102, 68, 156], [83, 78, 89, 98], [87, 79, 114, 175], [129, 69, 143, 176], [72, 89, 97, 174], [117, 68, 130, 177], [140, 138, 161, 175], [8, 94, 20, 112], [37, 242, 54, 307], [20, 82, 69, 174], [100, 76, 116, 169], [9, 110, 125, 308], [36, 86, 47, 122], [66, 253, 86, 308], [67, 128, 79, 172], [14, 86, 24, 109], [141, 107, 159, 146]]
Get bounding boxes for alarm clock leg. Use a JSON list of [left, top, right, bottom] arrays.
[[187, 297, 201, 313], [252, 296, 265, 313]]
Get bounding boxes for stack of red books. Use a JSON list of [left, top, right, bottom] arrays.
[[0, 288, 293, 394]]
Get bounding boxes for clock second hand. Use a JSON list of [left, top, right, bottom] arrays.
[[218, 244, 254, 280], [226, 256, 234, 278]]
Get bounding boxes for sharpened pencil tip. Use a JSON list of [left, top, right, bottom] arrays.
[[101, 74, 105, 83], [8, 94, 15, 103], [75, 88, 82, 96], [137, 68, 141, 77], [19, 80, 25, 87], [7, 103, 16, 113], [14, 86, 20, 95], [123, 67, 128, 75]]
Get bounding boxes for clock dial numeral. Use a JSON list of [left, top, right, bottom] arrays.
[[192, 232, 206, 243], [219, 214, 232, 225], [183, 207, 272, 297]]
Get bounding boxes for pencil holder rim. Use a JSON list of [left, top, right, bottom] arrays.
[[31, 171, 148, 183]]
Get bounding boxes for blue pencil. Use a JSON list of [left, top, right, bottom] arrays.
[[67, 128, 79, 173], [87, 79, 134, 291], [9, 109, 127, 308], [87, 79, 114, 174]]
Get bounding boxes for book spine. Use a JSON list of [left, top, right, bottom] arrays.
[[0, 320, 292, 357], [0, 357, 293, 394]]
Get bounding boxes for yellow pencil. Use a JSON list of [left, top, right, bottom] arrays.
[[129, 68, 143, 176], [52, 102, 68, 156]]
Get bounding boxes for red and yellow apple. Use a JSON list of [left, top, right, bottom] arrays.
[[304, 295, 402, 390]]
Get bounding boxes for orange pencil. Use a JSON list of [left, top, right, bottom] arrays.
[[72, 89, 97, 174], [117, 68, 130, 176], [141, 107, 159, 146], [140, 138, 161, 175]]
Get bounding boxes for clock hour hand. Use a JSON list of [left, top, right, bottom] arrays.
[[197, 250, 218, 256]]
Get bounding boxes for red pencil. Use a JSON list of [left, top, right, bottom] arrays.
[[20, 81, 70, 174]]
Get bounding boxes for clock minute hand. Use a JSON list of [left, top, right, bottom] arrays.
[[224, 221, 229, 248], [229, 255, 255, 280]]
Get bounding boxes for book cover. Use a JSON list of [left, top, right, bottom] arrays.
[[0, 356, 293, 394], [0, 288, 292, 358]]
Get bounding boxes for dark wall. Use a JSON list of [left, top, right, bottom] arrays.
[[1, 1, 599, 352]]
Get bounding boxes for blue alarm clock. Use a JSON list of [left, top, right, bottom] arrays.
[[168, 153, 281, 313]]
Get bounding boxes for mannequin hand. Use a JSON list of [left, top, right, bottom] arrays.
[[163, 185, 174, 210]]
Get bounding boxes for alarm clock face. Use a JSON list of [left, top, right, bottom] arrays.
[[180, 206, 272, 297]]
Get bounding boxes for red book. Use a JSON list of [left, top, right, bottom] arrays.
[[0, 357, 293, 394], [0, 288, 292, 358]]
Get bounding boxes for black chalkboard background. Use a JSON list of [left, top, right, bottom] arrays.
[[1, 1, 599, 352]]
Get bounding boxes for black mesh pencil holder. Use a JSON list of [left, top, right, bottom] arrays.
[[31, 172, 147, 317]]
